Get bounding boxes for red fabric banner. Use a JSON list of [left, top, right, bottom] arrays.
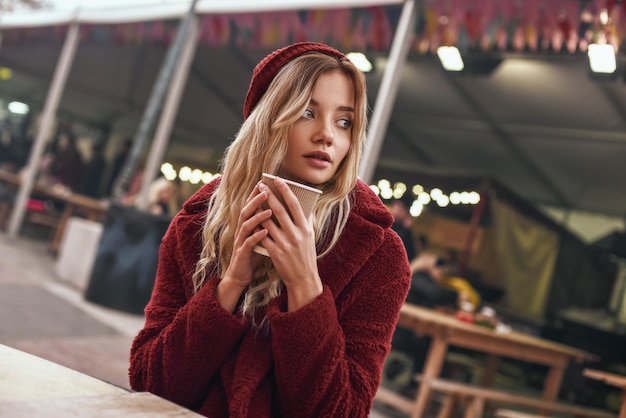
[[1, 1, 624, 54]]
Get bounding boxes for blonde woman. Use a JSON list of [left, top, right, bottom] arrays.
[[129, 42, 411, 418]]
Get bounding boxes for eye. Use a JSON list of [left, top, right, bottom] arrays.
[[338, 118, 353, 129], [303, 109, 314, 119]]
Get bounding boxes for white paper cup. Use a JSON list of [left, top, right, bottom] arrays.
[[253, 173, 322, 257]]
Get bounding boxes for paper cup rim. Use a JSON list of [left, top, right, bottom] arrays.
[[262, 173, 322, 194]]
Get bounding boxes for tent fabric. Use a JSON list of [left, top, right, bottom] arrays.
[[394, 170, 613, 321], [492, 199, 559, 318], [0, 0, 402, 27], [546, 236, 616, 319]]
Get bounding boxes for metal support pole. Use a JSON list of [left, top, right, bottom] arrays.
[[135, 14, 199, 210], [7, 21, 80, 239], [358, 0, 416, 184], [112, 0, 199, 203]]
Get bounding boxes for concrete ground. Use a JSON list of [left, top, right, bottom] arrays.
[[0, 232, 144, 390], [0, 231, 401, 417]]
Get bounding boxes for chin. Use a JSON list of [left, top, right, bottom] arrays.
[[305, 174, 333, 187], [284, 171, 325, 186]]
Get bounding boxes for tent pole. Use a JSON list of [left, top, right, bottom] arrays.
[[358, 0, 416, 184], [135, 14, 199, 211], [7, 21, 80, 239], [112, 0, 199, 203]]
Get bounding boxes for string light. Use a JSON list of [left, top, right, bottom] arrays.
[[392, 182, 407, 199], [588, 43, 616, 73], [202, 172, 215, 184], [412, 184, 424, 195], [160, 162, 220, 185], [369, 179, 481, 217], [417, 192, 431, 205], [430, 188, 443, 200], [189, 169, 203, 185], [436, 195, 450, 207]]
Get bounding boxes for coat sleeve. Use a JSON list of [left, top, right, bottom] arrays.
[[128, 216, 247, 408], [267, 229, 411, 418]]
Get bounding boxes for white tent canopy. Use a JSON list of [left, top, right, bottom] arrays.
[[0, 0, 402, 26]]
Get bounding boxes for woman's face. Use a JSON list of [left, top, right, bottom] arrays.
[[281, 69, 354, 186]]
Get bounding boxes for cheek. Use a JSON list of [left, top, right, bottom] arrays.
[[286, 127, 304, 151], [336, 135, 351, 162]]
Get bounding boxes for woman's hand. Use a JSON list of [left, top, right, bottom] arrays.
[[259, 179, 323, 311], [218, 182, 273, 313]]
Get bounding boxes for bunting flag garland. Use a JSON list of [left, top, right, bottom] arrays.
[[1, 0, 625, 55]]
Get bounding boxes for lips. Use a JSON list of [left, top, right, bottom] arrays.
[[304, 151, 331, 163]]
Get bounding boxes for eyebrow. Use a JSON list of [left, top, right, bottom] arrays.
[[310, 99, 354, 113]]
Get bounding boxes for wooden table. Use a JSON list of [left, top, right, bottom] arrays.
[[391, 303, 597, 418], [584, 368, 626, 418], [44, 186, 109, 254], [0, 344, 201, 417], [0, 169, 108, 253]]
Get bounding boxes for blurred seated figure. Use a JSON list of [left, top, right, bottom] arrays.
[[0, 133, 29, 229], [390, 194, 417, 261], [408, 252, 480, 310], [118, 160, 147, 206], [442, 274, 481, 310], [81, 142, 107, 198], [43, 132, 84, 191], [383, 251, 481, 394], [105, 138, 132, 197], [147, 177, 175, 217]]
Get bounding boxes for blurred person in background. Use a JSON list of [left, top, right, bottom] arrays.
[[384, 251, 481, 394], [105, 138, 132, 196], [408, 252, 480, 309], [119, 160, 145, 206], [46, 131, 84, 191], [0, 129, 19, 172], [81, 142, 107, 198], [129, 42, 411, 418], [390, 193, 417, 261], [0, 130, 22, 229], [147, 176, 175, 217]]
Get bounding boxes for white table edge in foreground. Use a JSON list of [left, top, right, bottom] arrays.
[[0, 344, 202, 417]]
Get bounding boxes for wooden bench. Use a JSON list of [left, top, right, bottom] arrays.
[[421, 378, 616, 418], [23, 203, 62, 239], [495, 408, 556, 418]]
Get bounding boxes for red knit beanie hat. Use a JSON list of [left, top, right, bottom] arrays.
[[243, 42, 345, 120]]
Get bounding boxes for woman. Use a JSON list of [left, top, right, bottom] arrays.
[[129, 42, 411, 418]]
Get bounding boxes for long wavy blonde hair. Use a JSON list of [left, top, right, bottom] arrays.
[[192, 51, 368, 320]]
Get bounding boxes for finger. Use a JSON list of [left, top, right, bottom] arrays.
[[273, 178, 307, 225], [239, 208, 272, 239], [240, 187, 268, 221], [260, 182, 292, 228], [243, 227, 269, 251], [233, 189, 271, 238]]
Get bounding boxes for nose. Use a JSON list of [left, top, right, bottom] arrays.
[[314, 118, 334, 144]]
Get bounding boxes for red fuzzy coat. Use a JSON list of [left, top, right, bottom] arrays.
[[129, 178, 411, 418]]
